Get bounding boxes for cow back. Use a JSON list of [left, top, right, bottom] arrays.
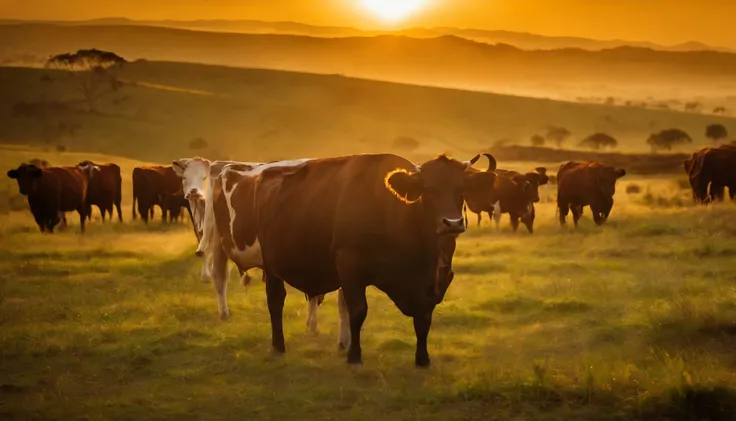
[[47, 167, 87, 212]]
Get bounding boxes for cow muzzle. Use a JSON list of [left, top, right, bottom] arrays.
[[438, 217, 465, 235], [185, 189, 202, 200]]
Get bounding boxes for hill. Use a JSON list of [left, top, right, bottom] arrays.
[[1, 18, 731, 53], [2, 24, 736, 105], [1, 62, 733, 165]]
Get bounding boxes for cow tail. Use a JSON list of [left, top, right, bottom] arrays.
[[115, 171, 123, 221], [132, 175, 137, 220]]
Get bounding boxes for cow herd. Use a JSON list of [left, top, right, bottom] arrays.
[[10, 150, 689, 368]]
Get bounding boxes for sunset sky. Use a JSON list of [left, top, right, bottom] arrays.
[[1, 0, 735, 48]]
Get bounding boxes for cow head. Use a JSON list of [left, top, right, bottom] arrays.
[[384, 153, 497, 235], [520, 167, 549, 203], [596, 166, 627, 197], [77, 161, 100, 179], [7, 164, 43, 195], [172, 158, 211, 201]]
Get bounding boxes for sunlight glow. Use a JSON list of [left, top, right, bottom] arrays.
[[359, 0, 426, 22]]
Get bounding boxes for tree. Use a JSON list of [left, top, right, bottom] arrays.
[[530, 134, 545, 147], [189, 137, 209, 150], [705, 124, 728, 143], [713, 106, 727, 114], [646, 128, 692, 153], [46, 49, 127, 113], [546, 126, 571, 148], [579, 133, 618, 150]]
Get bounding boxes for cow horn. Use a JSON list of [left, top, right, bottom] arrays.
[[483, 153, 497, 172], [463, 154, 481, 169]]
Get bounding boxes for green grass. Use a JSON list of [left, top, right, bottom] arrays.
[[2, 144, 736, 420]]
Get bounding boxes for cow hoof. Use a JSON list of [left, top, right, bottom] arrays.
[[195, 250, 204, 257], [415, 354, 431, 368], [338, 341, 350, 351], [272, 344, 286, 354], [219, 312, 231, 322], [347, 352, 362, 365]]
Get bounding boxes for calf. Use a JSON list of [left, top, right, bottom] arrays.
[[490, 167, 548, 233], [7, 164, 91, 233], [557, 161, 626, 227], [78, 161, 122, 222]]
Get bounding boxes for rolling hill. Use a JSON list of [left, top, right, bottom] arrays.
[[1, 62, 733, 165], [2, 24, 736, 105], [1, 18, 731, 52]]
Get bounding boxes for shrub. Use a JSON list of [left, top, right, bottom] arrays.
[[626, 184, 642, 194], [391, 136, 420, 152], [56, 145, 67, 152], [188, 137, 209, 150], [530, 134, 545, 147]]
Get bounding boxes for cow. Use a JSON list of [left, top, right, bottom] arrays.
[[686, 147, 736, 203], [78, 161, 122, 222], [7, 164, 91, 233], [132, 165, 184, 223], [462, 159, 544, 233], [489, 167, 549, 233], [557, 161, 626, 227], [210, 153, 497, 367], [195, 159, 329, 335]]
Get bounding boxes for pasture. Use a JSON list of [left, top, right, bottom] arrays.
[[2, 148, 736, 420]]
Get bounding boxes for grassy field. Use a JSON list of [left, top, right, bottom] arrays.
[[2, 147, 736, 420]]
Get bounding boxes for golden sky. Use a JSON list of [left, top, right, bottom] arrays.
[[1, 0, 735, 48]]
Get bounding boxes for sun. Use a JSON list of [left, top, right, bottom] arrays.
[[360, 0, 426, 23]]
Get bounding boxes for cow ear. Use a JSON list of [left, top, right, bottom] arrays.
[[615, 169, 627, 178], [172, 159, 189, 176], [535, 167, 547, 176], [7, 169, 18, 179], [385, 169, 423, 203], [464, 171, 497, 202], [539, 174, 550, 186]]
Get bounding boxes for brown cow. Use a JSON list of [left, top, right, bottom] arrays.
[[686, 147, 736, 203], [7, 164, 91, 233], [206, 153, 497, 367], [132, 165, 185, 223], [463, 159, 546, 233], [557, 161, 626, 227], [78, 161, 122, 222]]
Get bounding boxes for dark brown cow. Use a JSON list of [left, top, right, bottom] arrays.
[[686, 147, 736, 203], [132, 165, 184, 223], [7, 164, 90, 233], [463, 159, 547, 233], [78, 161, 122, 222], [207, 153, 497, 367], [557, 161, 626, 227]]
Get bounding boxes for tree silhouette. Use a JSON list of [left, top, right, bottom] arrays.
[[646, 128, 692, 153], [188, 137, 209, 150], [705, 124, 728, 143], [545, 126, 571, 149], [46, 49, 127, 113], [713, 106, 727, 114], [579, 133, 618, 150], [530, 134, 545, 147]]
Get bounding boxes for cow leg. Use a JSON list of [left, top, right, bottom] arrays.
[[34, 213, 45, 233], [571, 205, 583, 227], [592, 207, 606, 226], [78, 207, 86, 234], [337, 288, 351, 350], [510, 214, 520, 232], [239, 269, 251, 286], [343, 285, 368, 364], [264, 271, 287, 353], [116, 201, 123, 222], [558, 202, 569, 226], [413, 311, 433, 368], [211, 244, 231, 321], [200, 252, 212, 283], [462, 204, 468, 230], [58, 212, 68, 230], [476, 212, 482, 227]]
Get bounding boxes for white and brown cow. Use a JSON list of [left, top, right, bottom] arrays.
[[192, 159, 328, 335], [173, 158, 260, 283]]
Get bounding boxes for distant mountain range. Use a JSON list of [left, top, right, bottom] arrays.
[[0, 17, 731, 53]]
